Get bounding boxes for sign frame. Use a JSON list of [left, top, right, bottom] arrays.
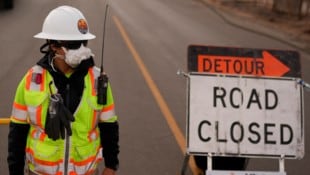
[[206, 170, 287, 175]]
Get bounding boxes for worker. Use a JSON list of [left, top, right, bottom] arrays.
[[7, 5, 119, 175]]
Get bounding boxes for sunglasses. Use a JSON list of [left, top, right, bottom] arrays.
[[50, 40, 88, 50]]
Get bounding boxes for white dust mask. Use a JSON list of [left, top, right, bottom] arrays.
[[62, 45, 94, 68]]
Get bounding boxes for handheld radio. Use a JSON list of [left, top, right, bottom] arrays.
[[97, 4, 110, 105]]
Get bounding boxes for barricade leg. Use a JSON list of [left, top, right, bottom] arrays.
[[181, 154, 190, 175]]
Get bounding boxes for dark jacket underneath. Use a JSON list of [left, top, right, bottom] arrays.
[[7, 54, 119, 175]]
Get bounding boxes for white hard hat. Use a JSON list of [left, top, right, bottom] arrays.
[[34, 5, 96, 40]]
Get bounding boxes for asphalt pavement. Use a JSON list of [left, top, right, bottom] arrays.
[[0, 0, 310, 175]]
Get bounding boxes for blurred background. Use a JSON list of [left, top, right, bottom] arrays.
[[0, 0, 309, 174]]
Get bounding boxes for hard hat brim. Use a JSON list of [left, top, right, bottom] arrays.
[[34, 32, 96, 41]]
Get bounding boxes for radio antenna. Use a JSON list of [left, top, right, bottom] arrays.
[[97, 2, 110, 105], [100, 3, 109, 73]]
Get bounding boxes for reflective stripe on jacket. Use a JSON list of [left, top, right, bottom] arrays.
[[11, 65, 117, 175]]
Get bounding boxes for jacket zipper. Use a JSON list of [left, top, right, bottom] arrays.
[[64, 84, 70, 175]]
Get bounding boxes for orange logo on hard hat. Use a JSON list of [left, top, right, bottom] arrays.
[[78, 19, 88, 34]]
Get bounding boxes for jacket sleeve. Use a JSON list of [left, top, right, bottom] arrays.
[[98, 81, 119, 170], [98, 122, 119, 170], [8, 71, 30, 175], [7, 122, 30, 175]]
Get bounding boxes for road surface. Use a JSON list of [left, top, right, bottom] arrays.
[[0, 0, 309, 174]]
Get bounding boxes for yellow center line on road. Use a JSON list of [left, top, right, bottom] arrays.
[[112, 15, 200, 175]]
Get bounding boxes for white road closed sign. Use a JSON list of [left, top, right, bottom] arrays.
[[187, 73, 304, 159]]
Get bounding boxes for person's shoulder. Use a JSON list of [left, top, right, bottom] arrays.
[[28, 65, 46, 72]]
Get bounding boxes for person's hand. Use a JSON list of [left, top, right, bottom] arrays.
[[101, 168, 116, 175]]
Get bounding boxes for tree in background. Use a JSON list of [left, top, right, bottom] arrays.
[[273, 0, 304, 18]]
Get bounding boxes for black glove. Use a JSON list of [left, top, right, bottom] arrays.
[[45, 93, 75, 140]]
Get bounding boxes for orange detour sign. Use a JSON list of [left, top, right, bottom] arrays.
[[197, 51, 290, 76], [188, 45, 301, 78]]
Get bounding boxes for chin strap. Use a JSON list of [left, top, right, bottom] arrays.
[[40, 41, 50, 54]]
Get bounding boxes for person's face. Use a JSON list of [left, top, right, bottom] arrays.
[[48, 40, 89, 72], [50, 43, 71, 73], [50, 44, 65, 57]]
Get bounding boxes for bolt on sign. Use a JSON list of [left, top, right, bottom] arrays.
[[186, 45, 304, 159]]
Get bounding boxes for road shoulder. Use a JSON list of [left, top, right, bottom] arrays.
[[200, 0, 310, 53]]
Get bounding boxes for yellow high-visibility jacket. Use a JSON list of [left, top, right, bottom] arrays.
[[11, 65, 117, 175]]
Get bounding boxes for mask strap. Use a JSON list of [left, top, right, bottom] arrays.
[[48, 55, 58, 72], [51, 58, 57, 72]]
